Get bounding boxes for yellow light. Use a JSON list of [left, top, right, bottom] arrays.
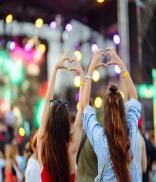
[[74, 51, 82, 61], [19, 127, 25, 137], [74, 76, 80, 87], [92, 70, 100, 82], [97, 0, 105, 3], [145, 89, 153, 98], [38, 44, 46, 53], [6, 14, 13, 24], [35, 18, 43, 28], [94, 96, 103, 108], [76, 102, 80, 110]]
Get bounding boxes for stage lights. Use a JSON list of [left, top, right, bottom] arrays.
[[92, 44, 99, 52], [94, 96, 102, 108], [114, 65, 121, 74], [7, 41, 16, 50], [97, 0, 105, 3], [93, 70, 100, 82], [6, 14, 13, 24], [19, 127, 25, 137], [65, 23, 72, 32], [74, 51, 82, 61], [35, 18, 43, 28], [38, 43, 46, 53], [113, 34, 120, 45], [74, 76, 80, 87], [50, 21, 57, 29]]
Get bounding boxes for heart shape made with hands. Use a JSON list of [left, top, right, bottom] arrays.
[[63, 58, 78, 71]]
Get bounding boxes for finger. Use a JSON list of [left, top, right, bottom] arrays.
[[106, 47, 113, 51], [96, 63, 107, 68], [106, 61, 116, 65], [62, 66, 68, 69], [69, 68, 77, 72], [71, 59, 77, 63], [63, 57, 70, 62]]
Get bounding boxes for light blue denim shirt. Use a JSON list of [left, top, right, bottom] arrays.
[[83, 98, 142, 182]]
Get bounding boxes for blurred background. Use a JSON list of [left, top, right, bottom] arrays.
[[0, 0, 156, 181]]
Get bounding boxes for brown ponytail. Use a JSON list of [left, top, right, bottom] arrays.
[[104, 84, 132, 182]]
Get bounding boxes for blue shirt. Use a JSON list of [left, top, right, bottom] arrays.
[[83, 98, 141, 182]]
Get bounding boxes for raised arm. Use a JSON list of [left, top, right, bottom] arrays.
[[82, 50, 105, 109], [37, 55, 69, 141], [70, 59, 85, 154], [106, 47, 138, 100]]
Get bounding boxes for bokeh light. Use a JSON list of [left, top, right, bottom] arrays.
[[92, 70, 100, 82], [76, 102, 80, 111], [94, 96, 103, 108], [7, 41, 16, 50], [38, 43, 46, 53], [6, 14, 13, 24], [65, 23, 72, 32], [35, 18, 44, 28], [74, 76, 80, 87], [19, 127, 25, 137], [114, 65, 121, 74], [74, 50, 82, 61], [97, 0, 105, 3], [24, 43, 32, 52], [27, 64, 40, 76], [33, 99, 45, 128], [113, 34, 120, 45], [13, 106, 23, 126], [50, 21, 57, 29], [91, 44, 99, 52]]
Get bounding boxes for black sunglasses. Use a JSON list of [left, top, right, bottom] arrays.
[[49, 99, 68, 108]]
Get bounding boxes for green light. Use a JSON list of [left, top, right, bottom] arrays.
[[24, 121, 30, 136], [137, 84, 156, 99], [33, 98, 45, 128], [137, 84, 148, 98], [8, 60, 25, 85], [152, 69, 156, 81], [0, 50, 8, 62], [2, 87, 12, 101], [0, 50, 8, 72]]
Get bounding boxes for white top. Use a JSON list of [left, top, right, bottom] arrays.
[[25, 157, 41, 182]]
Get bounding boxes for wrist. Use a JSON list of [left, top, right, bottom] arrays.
[[88, 65, 95, 74], [118, 61, 127, 72], [55, 64, 59, 70], [79, 69, 84, 76]]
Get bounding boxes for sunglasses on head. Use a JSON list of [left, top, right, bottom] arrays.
[[49, 99, 68, 108]]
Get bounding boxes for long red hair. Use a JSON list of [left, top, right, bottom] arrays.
[[104, 84, 132, 182]]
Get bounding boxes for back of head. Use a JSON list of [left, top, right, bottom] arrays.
[[104, 84, 132, 182], [41, 102, 71, 182]]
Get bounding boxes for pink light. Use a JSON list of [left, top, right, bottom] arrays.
[[114, 65, 121, 74], [65, 23, 72, 32], [113, 34, 120, 45], [50, 21, 56, 29], [25, 43, 32, 52]]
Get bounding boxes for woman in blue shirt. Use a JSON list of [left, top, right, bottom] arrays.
[[82, 47, 141, 182]]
